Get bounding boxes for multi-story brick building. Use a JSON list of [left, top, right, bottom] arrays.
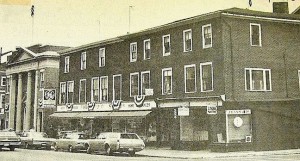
[[53, 6, 300, 151]]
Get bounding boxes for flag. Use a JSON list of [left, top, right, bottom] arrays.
[[31, 5, 34, 17], [249, 0, 252, 7]]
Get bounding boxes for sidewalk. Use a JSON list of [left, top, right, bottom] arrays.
[[137, 147, 300, 159]]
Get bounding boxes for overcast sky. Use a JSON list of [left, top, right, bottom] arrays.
[[1, 0, 300, 52]]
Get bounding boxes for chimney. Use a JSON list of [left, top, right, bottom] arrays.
[[273, 2, 289, 14]]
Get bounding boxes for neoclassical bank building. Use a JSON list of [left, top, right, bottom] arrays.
[[5, 44, 68, 132]]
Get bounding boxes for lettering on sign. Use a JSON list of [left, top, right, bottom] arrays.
[[226, 109, 251, 115], [207, 105, 217, 114]]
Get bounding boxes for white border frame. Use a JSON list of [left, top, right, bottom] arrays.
[[200, 62, 214, 92], [250, 23, 262, 47], [183, 29, 192, 52], [99, 48, 105, 67], [130, 72, 140, 97], [184, 64, 196, 93], [113, 74, 122, 100], [202, 24, 213, 49], [244, 68, 272, 91], [162, 34, 171, 56], [130, 42, 137, 62], [162, 67, 173, 95]]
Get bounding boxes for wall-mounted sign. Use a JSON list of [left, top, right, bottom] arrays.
[[226, 109, 251, 115], [178, 106, 189, 116], [145, 89, 154, 96], [207, 105, 217, 114], [43, 89, 56, 105]]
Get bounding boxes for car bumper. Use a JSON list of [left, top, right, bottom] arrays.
[[0, 141, 21, 147]]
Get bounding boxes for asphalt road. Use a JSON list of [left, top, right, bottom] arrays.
[[0, 148, 300, 161]]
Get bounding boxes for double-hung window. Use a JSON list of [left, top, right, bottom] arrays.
[[6, 76, 10, 94], [162, 68, 172, 95], [162, 34, 171, 56], [79, 79, 86, 103], [200, 62, 213, 92], [66, 81, 74, 103], [250, 23, 262, 46], [130, 42, 137, 62], [60, 82, 66, 104], [64, 56, 70, 73], [141, 71, 150, 95], [185, 64, 196, 93], [130, 73, 139, 97], [202, 24, 212, 48], [40, 71, 44, 89], [81, 52, 87, 70], [245, 68, 271, 91], [100, 76, 108, 101], [113, 75, 122, 100], [144, 39, 151, 60], [91, 77, 99, 102], [183, 29, 192, 52], [99, 48, 105, 67]]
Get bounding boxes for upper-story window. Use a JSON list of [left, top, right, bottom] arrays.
[[183, 29, 192, 52], [141, 71, 150, 95], [113, 74, 122, 100], [200, 62, 213, 92], [185, 64, 196, 93], [245, 68, 271, 91], [250, 23, 262, 46], [40, 71, 44, 89], [67, 81, 74, 103], [1, 76, 6, 86], [100, 76, 108, 101], [99, 48, 105, 67], [79, 79, 86, 103], [59, 82, 66, 104], [130, 73, 139, 97], [202, 24, 212, 48], [64, 56, 70, 73], [162, 34, 171, 56], [81, 52, 87, 70], [6, 76, 10, 94], [91, 77, 99, 102], [144, 39, 151, 60], [130, 42, 137, 62], [162, 68, 172, 95]]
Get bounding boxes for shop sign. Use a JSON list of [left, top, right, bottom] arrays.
[[43, 89, 56, 105], [178, 106, 189, 116], [207, 105, 217, 114], [226, 109, 251, 115], [145, 89, 154, 96]]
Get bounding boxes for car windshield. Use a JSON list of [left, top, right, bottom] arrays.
[[65, 133, 86, 139], [121, 133, 139, 139], [0, 131, 17, 137]]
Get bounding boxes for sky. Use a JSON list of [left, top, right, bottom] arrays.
[[1, 0, 300, 53]]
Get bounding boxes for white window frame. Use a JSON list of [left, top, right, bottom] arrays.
[[79, 79, 86, 103], [81, 52, 87, 70], [1, 76, 6, 86], [99, 48, 105, 67], [245, 68, 272, 91], [130, 42, 137, 62], [250, 23, 262, 47], [162, 68, 173, 95], [183, 29, 192, 52], [66, 81, 74, 103], [200, 62, 214, 92], [202, 24, 212, 49], [162, 34, 171, 56], [113, 74, 122, 100], [130, 72, 139, 97], [100, 76, 108, 102], [141, 71, 151, 95], [144, 39, 151, 60], [184, 64, 196, 93], [59, 82, 66, 104], [91, 77, 99, 102], [6, 75, 10, 94], [64, 56, 70, 73]]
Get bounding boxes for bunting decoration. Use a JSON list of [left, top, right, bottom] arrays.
[[134, 95, 145, 107], [31, 5, 34, 17], [112, 100, 122, 110], [66, 103, 73, 111], [87, 101, 95, 111]]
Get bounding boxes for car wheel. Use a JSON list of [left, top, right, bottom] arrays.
[[24, 143, 29, 149], [105, 145, 112, 156], [9, 147, 15, 151], [86, 146, 91, 154], [54, 145, 58, 151], [128, 151, 135, 157], [68, 145, 73, 152]]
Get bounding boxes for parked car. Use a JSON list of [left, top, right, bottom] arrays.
[[20, 131, 55, 150], [53, 132, 89, 152], [0, 129, 21, 151], [86, 132, 145, 156]]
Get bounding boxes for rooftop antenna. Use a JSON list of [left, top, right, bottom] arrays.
[[98, 19, 101, 40]]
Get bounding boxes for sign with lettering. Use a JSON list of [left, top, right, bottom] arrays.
[[207, 105, 217, 114], [226, 109, 251, 115]]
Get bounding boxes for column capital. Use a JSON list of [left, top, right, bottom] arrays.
[[18, 73, 22, 79]]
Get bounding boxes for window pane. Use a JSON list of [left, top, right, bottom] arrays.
[[80, 80, 86, 103], [131, 74, 139, 96], [101, 77, 108, 101], [246, 70, 250, 90], [163, 69, 172, 94], [202, 64, 212, 91], [114, 76, 121, 100], [142, 72, 150, 95], [92, 78, 99, 101], [163, 36, 170, 54], [252, 70, 263, 90], [186, 66, 195, 92], [251, 25, 260, 46]]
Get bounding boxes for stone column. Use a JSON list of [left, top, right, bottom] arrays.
[[25, 71, 32, 131], [16, 73, 23, 132], [8, 74, 16, 130], [33, 70, 39, 131]]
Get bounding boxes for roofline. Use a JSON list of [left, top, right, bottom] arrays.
[[292, 6, 300, 14]]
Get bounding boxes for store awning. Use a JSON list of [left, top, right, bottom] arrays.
[[76, 112, 111, 118], [49, 112, 80, 118], [109, 111, 151, 117]]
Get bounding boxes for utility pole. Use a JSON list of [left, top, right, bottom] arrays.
[[98, 20, 101, 41], [128, 6, 134, 34]]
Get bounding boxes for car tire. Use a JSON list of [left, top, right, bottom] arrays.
[[86, 146, 91, 154], [105, 145, 112, 156], [54, 144, 58, 151], [128, 151, 135, 157], [9, 147, 15, 151], [24, 143, 29, 149]]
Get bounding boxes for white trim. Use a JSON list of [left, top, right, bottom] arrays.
[[113, 74, 122, 100], [183, 29, 192, 52], [245, 68, 272, 91], [81, 51, 87, 70], [130, 42, 137, 62], [202, 24, 213, 49], [184, 64, 196, 93], [143, 39, 151, 60], [250, 23, 262, 47], [130, 72, 140, 97], [99, 48, 105, 67], [298, 70, 300, 90], [162, 67, 173, 95], [141, 71, 151, 95], [100, 76, 108, 102], [0, 76, 6, 87], [200, 62, 214, 92], [91, 77, 99, 102], [79, 79, 86, 103], [64, 56, 70, 73], [162, 34, 171, 56]]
